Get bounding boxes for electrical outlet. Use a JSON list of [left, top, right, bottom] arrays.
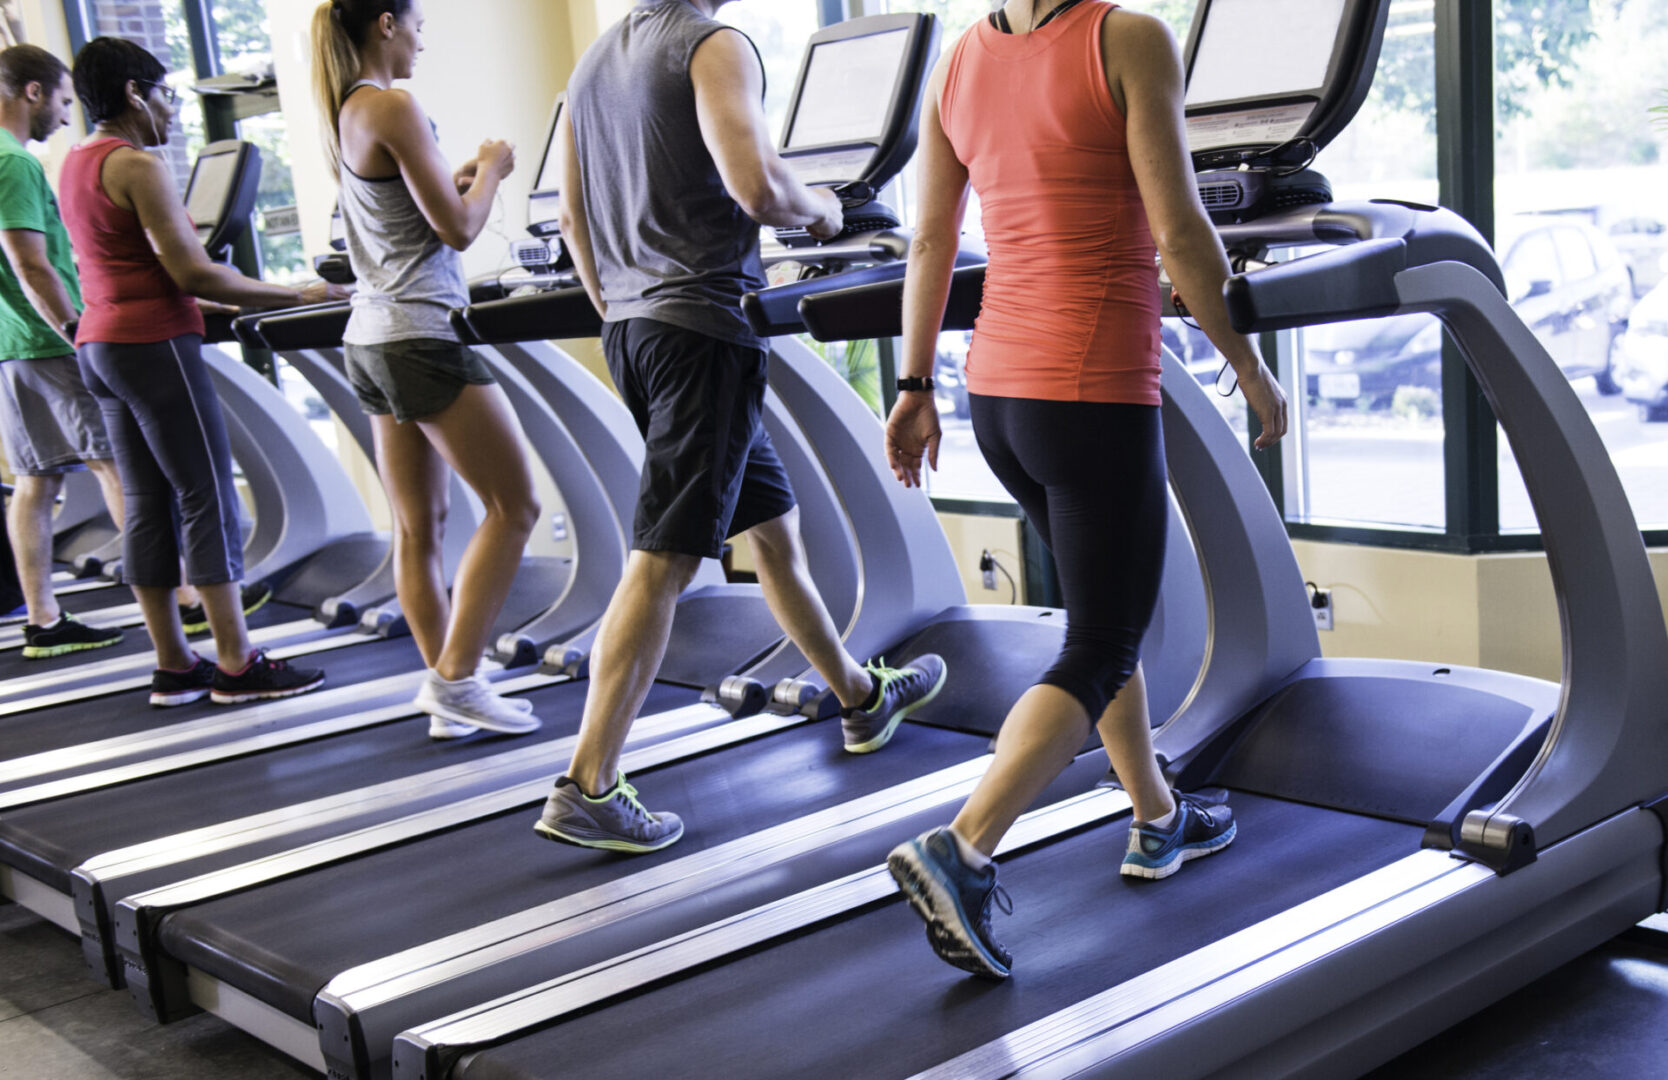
[[1311, 588, 1334, 631], [983, 567, 997, 590], [551, 513, 568, 543], [979, 549, 997, 591]]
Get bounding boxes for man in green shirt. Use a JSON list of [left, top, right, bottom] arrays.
[[0, 43, 125, 657]]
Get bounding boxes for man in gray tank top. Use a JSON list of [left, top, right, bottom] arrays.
[[534, 0, 948, 853]]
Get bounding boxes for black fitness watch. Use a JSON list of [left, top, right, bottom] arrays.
[[896, 376, 934, 392]]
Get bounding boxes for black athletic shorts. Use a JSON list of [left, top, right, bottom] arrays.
[[603, 317, 796, 560]]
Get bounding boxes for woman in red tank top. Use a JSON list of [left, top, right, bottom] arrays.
[[885, 1, 1288, 980], [60, 37, 343, 707]]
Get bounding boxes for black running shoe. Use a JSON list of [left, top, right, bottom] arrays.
[[22, 612, 124, 659], [151, 655, 215, 707], [211, 649, 324, 705], [180, 581, 273, 635]]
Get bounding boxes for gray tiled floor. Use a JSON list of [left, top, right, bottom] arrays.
[[0, 904, 314, 1079]]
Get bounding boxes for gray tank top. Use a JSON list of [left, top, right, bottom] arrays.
[[337, 81, 468, 346], [569, 0, 767, 349]]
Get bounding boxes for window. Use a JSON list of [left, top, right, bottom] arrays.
[[208, 0, 305, 283], [719, 1, 824, 138], [1494, 0, 1668, 532], [79, 0, 203, 189], [1276, 1, 1442, 530]]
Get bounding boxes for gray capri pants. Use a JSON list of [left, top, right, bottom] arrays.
[[77, 334, 244, 587]]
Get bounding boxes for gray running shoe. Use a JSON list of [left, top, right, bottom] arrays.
[[841, 654, 948, 753], [414, 670, 540, 735], [534, 771, 684, 853]]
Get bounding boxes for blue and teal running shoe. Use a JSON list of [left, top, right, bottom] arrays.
[[1120, 790, 1237, 880], [887, 827, 1012, 980]]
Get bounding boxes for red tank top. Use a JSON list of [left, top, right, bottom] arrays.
[[940, 2, 1161, 405], [59, 138, 205, 345]]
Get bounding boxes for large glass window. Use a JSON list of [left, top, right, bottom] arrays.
[[719, 1, 824, 138], [1278, 1, 1442, 530], [83, 0, 203, 188], [209, 0, 305, 283], [1494, 0, 1668, 531]]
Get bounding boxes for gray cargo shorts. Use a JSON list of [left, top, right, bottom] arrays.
[[0, 354, 114, 475]]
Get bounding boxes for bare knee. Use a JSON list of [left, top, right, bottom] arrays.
[[744, 508, 803, 567], [627, 549, 702, 596], [394, 506, 447, 556], [486, 487, 541, 538]]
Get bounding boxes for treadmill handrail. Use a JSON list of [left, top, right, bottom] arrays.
[[248, 302, 354, 352], [455, 287, 602, 346], [1228, 214, 1668, 860]]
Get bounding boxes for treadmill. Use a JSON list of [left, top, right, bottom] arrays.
[[0, 141, 399, 710], [0, 21, 972, 1050], [382, 3, 1668, 1078], [47, 16, 1189, 1077]]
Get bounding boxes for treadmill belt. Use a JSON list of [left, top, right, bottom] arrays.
[[458, 794, 1420, 1080], [0, 627, 414, 765], [0, 673, 659, 893], [0, 599, 312, 694], [159, 720, 992, 1022]]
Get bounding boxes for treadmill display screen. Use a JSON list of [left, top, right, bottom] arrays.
[[186, 150, 240, 227], [785, 28, 910, 150], [535, 102, 564, 193], [1186, 0, 1347, 108]]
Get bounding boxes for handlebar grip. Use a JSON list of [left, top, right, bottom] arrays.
[[1224, 238, 1409, 334]]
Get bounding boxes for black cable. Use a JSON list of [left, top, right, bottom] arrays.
[[996, 560, 1017, 604]]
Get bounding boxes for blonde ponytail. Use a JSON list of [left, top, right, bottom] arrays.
[[311, 2, 360, 180]]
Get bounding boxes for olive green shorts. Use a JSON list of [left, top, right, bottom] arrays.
[[344, 338, 496, 423]]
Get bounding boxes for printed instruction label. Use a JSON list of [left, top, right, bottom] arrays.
[[1187, 104, 1315, 153]]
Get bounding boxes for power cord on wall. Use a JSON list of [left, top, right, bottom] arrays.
[[980, 548, 1018, 604]]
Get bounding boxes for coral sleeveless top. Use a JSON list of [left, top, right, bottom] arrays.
[[940, 1, 1161, 405], [59, 138, 204, 346]]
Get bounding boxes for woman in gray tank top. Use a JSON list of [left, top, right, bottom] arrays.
[[312, 0, 543, 737]]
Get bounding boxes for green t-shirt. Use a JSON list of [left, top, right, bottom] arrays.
[[0, 129, 82, 360]]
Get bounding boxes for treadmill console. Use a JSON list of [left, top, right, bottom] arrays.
[[313, 205, 355, 284], [183, 139, 262, 263], [1182, 0, 1391, 223], [515, 93, 572, 276], [770, 13, 939, 250]]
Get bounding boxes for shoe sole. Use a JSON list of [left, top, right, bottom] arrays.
[[428, 716, 478, 740], [887, 842, 1010, 980], [532, 818, 684, 854], [845, 661, 950, 755], [417, 698, 541, 735], [211, 674, 326, 705], [22, 636, 123, 659], [1120, 821, 1238, 881], [151, 687, 211, 707]]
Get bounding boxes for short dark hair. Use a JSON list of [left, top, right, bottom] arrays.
[[0, 44, 70, 99], [72, 36, 167, 124]]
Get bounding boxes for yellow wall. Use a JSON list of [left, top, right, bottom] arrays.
[[1293, 540, 1668, 683], [267, 0, 580, 274]]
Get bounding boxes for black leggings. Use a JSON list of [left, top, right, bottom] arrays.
[[970, 394, 1167, 722], [78, 335, 244, 588]]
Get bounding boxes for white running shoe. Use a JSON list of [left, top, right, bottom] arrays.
[[414, 670, 541, 735]]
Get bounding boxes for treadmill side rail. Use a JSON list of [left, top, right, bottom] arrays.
[[922, 810, 1660, 1080]]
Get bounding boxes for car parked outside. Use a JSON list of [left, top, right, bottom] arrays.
[[1302, 216, 1633, 408], [1615, 279, 1668, 420]]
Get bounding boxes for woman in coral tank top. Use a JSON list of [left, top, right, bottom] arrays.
[[886, 0, 1288, 979]]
